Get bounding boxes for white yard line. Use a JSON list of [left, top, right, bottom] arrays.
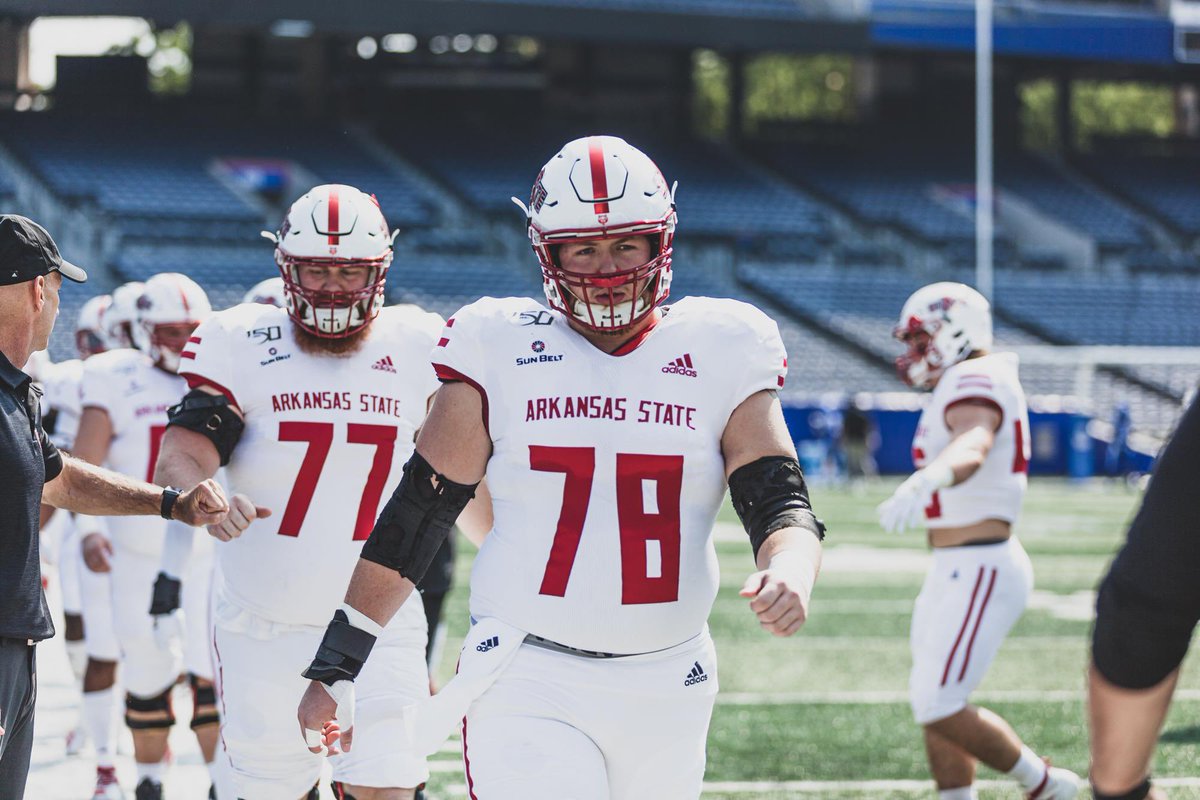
[[716, 688, 1200, 705]]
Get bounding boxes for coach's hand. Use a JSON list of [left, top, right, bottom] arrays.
[[298, 679, 355, 755], [206, 493, 271, 542], [740, 551, 814, 637], [173, 479, 230, 527], [82, 532, 114, 573]]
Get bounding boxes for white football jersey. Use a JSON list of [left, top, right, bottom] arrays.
[[434, 296, 788, 654], [912, 352, 1030, 529], [180, 303, 444, 626], [41, 358, 84, 450], [80, 349, 187, 557]]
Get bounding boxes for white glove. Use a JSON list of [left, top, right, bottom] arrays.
[[152, 611, 185, 653], [877, 463, 954, 534]]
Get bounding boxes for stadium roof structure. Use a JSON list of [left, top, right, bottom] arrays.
[[0, 0, 870, 51]]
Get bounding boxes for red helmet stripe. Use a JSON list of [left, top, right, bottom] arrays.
[[328, 186, 341, 245], [588, 137, 610, 216], [177, 276, 191, 314]]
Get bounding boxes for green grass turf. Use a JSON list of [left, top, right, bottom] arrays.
[[422, 478, 1200, 798]]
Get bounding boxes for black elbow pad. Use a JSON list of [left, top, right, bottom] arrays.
[[359, 452, 478, 585], [728, 456, 825, 560], [166, 390, 244, 466]]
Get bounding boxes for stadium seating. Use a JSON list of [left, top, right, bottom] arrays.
[[383, 121, 832, 242], [0, 112, 442, 292], [1080, 153, 1200, 241], [475, 0, 829, 19], [739, 261, 1193, 435], [761, 141, 1149, 253]]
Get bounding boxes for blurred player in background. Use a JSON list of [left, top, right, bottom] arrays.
[[1089, 394, 1200, 800], [145, 278, 287, 715], [243, 276, 287, 307], [878, 282, 1080, 800], [104, 281, 145, 350], [155, 184, 488, 800], [297, 136, 823, 798], [75, 273, 216, 800], [37, 293, 112, 756]]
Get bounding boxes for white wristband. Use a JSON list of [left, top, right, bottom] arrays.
[[767, 550, 817, 596], [338, 603, 384, 638]]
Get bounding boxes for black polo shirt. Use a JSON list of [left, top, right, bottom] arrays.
[[0, 350, 62, 641]]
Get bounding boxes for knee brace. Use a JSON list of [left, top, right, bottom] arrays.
[[125, 687, 176, 730], [1093, 777, 1152, 800], [188, 673, 220, 730], [330, 781, 425, 800]]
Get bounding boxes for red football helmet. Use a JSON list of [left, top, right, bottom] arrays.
[[514, 136, 676, 332], [263, 184, 396, 338]]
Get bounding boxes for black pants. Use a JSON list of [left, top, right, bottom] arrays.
[[0, 638, 36, 800]]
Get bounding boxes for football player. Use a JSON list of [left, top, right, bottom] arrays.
[[877, 282, 1080, 800], [243, 276, 287, 307], [37, 293, 112, 757], [75, 273, 216, 800], [154, 184, 488, 800], [297, 136, 824, 798]]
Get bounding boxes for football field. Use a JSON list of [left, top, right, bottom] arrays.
[[27, 478, 1200, 798], [423, 478, 1200, 798]]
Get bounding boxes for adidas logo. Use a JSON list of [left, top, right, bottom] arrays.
[[476, 635, 499, 653], [662, 353, 697, 378], [683, 661, 708, 686], [371, 355, 397, 373]]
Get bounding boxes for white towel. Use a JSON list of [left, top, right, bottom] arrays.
[[408, 617, 527, 757]]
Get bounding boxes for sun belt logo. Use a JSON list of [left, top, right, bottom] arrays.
[[684, 661, 708, 686], [372, 355, 397, 373], [516, 339, 564, 366], [663, 353, 698, 378], [476, 636, 499, 653]]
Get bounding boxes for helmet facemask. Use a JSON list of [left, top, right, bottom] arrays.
[[143, 322, 200, 374], [276, 254, 389, 339], [539, 233, 673, 332], [893, 311, 973, 389], [75, 329, 107, 359]]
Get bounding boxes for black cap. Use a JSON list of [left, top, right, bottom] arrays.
[[0, 215, 87, 286]]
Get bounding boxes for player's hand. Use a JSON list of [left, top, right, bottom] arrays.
[[174, 479, 230, 527], [740, 555, 814, 637], [876, 464, 953, 534], [206, 493, 272, 542], [297, 679, 355, 755], [82, 532, 114, 573]]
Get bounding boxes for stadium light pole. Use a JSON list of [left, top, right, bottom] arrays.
[[976, 0, 994, 302]]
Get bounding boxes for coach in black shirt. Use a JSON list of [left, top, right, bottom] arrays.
[[0, 215, 228, 799], [1089, 393, 1200, 800]]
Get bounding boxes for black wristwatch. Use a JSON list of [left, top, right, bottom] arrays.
[[160, 486, 182, 520]]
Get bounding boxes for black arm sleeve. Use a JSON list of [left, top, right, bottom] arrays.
[[728, 455, 825, 560], [1093, 395, 1200, 689], [359, 452, 478, 585]]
